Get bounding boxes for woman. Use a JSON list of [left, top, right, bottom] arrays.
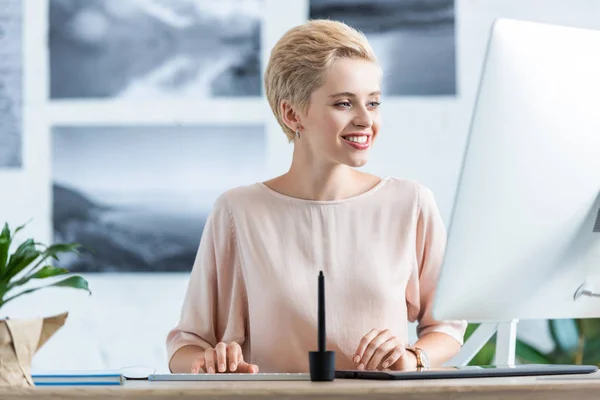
[[166, 19, 466, 374]]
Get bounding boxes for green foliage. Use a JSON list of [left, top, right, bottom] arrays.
[[464, 323, 496, 366], [466, 318, 600, 366], [0, 222, 91, 311]]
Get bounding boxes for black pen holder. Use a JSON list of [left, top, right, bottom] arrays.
[[308, 350, 336, 381]]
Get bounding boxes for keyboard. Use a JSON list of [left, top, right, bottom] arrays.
[[148, 372, 310, 381]]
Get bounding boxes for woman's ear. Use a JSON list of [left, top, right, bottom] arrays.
[[280, 99, 302, 132]]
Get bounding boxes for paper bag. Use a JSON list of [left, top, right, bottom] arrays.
[[0, 312, 68, 387]]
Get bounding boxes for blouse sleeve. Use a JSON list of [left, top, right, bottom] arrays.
[[406, 184, 467, 345], [165, 194, 249, 371]]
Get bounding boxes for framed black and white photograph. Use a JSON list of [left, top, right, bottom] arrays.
[[48, 0, 263, 100], [0, 0, 22, 168], [51, 124, 266, 273], [310, 0, 456, 96]]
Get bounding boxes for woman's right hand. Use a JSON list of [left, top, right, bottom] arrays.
[[191, 342, 259, 374]]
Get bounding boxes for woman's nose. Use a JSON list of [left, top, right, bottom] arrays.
[[352, 108, 372, 128]]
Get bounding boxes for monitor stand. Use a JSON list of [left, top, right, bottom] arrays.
[[449, 284, 600, 367], [446, 320, 518, 367]]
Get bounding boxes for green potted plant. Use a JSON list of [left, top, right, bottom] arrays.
[[0, 222, 91, 387]]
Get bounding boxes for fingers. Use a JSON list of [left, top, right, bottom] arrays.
[[191, 356, 205, 374], [227, 342, 241, 372], [215, 342, 228, 372], [204, 347, 217, 374], [198, 342, 256, 374], [236, 361, 260, 374], [231, 343, 258, 373], [353, 328, 381, 366], [381, 344, 407, 369], [365, 337, 399, 370], [355, 329, 394, 370]]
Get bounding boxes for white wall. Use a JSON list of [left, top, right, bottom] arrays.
[[2, 0, 600, 372]]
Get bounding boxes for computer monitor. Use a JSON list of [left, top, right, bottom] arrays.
[[433, 18, 600, 324]]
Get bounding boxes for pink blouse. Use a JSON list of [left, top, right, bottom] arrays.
[[166, 177, 467, 372]]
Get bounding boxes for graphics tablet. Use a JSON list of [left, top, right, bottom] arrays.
[[335, 364, 598, 380]]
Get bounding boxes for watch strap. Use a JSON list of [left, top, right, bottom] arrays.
[[406, 347, 426, 368]]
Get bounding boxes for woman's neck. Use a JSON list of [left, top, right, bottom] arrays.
[[264, 153, 380, 202]]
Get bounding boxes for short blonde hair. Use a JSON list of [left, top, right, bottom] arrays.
[[264, 19, 378, 142]]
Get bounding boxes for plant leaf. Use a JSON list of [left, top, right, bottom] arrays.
[[29, 265, 69, 280], [0, 275, 91, 308], [0, 221, 31, 277], [42, 243, 83, 261], [579, 319, 600, 339], [12, 242, 85, 283], [49, 276, 90, 293], [0, 223, 9, 237], [582, 337, 600, 365], [515, 339, 552, 364], [0, 223, 11, 273], [6, 238, 36, 266], [464, 323, 480, 340], [0, 238, 9, 274], [463, 323, 498, 366], [469, 341, 496, 366], [13, 220, 29, 237], [6, 265, 69, 291], [2, 239, 41, 283], [548, 319, 580, 353], [555, 351, 577, 364]]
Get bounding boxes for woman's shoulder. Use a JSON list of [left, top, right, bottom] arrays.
[[380, 176, 439, 211], [211, 182, 264, 210], [381, 176, 428, 198]]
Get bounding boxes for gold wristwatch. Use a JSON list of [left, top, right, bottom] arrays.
[[406, 347, 430, 370]]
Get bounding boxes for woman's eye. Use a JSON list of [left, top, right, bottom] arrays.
[[335, 101, 381, 108]]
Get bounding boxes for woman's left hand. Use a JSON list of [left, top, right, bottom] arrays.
[[352, 328, 417, 371]]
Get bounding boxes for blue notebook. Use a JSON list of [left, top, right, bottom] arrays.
[[32, 370, 123, 386]]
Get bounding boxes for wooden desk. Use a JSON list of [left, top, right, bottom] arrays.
[[2, 372, 600, 400]]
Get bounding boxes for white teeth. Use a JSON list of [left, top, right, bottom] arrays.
[[344, 136, 368, 144]]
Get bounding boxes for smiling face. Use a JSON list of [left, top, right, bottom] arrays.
[[298, 57, 382, 168]]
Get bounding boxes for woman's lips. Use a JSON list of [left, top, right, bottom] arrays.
[[342, 135, 371, 150]]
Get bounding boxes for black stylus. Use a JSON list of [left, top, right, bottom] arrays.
[[318, 270, 325, 352], [309, 270, 335, 381]]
